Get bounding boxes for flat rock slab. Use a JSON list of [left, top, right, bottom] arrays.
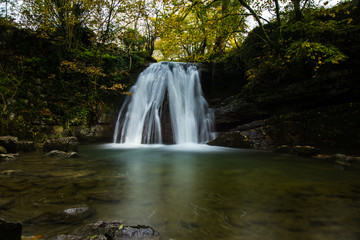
[[0, 153, 19, 161], [44, 150, 78, 158], [43, 137, 78, 153], [53, 220, 160, 240]]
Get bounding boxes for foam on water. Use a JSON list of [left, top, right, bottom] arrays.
[[113, 62, 215, 144]]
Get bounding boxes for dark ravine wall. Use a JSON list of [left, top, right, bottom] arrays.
[[205, 66, 360, 153], [200, 1, 360, 153], [199, 62, 245, 103], [198, 52, 360, 153]]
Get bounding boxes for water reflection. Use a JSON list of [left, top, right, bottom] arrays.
[[1, 145, 360, 239]]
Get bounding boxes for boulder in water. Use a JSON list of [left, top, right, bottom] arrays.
[[54, 220, 160, 240], [274, 145, 320, 156], [0, 136, 19, 153], [43, 137, 78, 153], [0, 145, 7, 154], [44, 150, 78, 158], [291, 146, 320, 156], [0, 153, 19, 161]]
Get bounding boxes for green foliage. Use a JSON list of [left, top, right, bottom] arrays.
[[155, 0, 246, 62], [0, 18, 147, 137], [240, 1, 359, 94], [286, 40, 347, 68]]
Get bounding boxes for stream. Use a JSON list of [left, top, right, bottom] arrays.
[[1, 144, 360, 239]]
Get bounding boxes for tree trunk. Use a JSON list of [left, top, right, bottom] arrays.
[[274, 0, 281, 28], [291, 0, 303, 21], [237, 0, 274, 47]]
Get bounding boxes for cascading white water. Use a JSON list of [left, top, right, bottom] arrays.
[[113, 62, 215, 144]]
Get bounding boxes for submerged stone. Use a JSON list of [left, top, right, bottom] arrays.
[[27, 206, 93, 225], [274, 145, 320, 156], [0, 198, 14, 210], [52, 235, 83, 240], [85, 190, 122, 203], [291, 146, 320, 156], [44, 150, 78, 158], [0, 170, 22, 175]]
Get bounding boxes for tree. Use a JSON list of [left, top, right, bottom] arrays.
[[20, 0, 98, 49], [155, 0, 246, 61]]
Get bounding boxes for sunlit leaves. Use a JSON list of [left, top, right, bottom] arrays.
[[286, 40, 347, 70], [155, 0, 246, 61]]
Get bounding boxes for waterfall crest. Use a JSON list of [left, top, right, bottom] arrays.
[[113, 62, 215, 144]]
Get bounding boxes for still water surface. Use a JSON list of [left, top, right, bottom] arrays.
[[1, 144, 360, 239]]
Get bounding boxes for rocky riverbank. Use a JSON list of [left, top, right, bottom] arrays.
[[0, 136, 162, 240], [0, 218, 159, 240]]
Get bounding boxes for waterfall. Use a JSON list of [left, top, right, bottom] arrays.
[[113, 62, 215, 144]]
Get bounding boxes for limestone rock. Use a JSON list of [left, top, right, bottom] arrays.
[[0, 170, 22, 175], [43, 137, 78, 153], [208, 120, 275, 149], [44, 150, 78, 158], [0, 153, 19, 161], [0, 145, 7, 154], [274, 145, 320, 156], [0, 136, 19, 153], [290, 146, 320, 156], [0, 198, 14, 210], [81, 221, 159, 240], [214, 98, 268, 132]]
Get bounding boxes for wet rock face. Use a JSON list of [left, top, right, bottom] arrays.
[[0, 218, 22, 240], [0, 153, 19, 161], [274, 145, 320, 156], [0, 145, 7, 154], [0, 136, 19, 153], [43, 137, 78, 153], [214, 98, 269, 132], [0, 136, 36, 154], [213, 102, 360, 151], [44, 150, 78, 158], [208, 120, 275, 149], [53, 220, 160, 240]]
